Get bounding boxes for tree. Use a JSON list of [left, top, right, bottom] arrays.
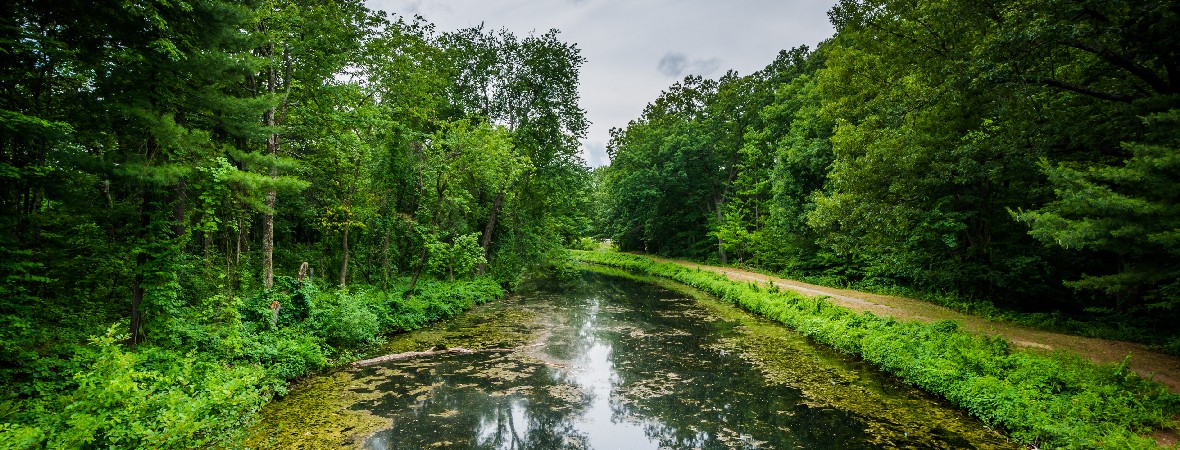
[[802, 0, 1061, 298], [992, 0, 1180, 310], [760, 48, 835, 271], [440, 26, 590, 281], [602, 76, 719, 257], [94, 0, 271, 344], [252, 0, 376, 290]]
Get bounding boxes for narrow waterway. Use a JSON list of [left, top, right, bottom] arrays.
[[250, 268, 1015, 449]]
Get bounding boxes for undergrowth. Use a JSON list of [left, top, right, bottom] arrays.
[[0, 276, 504, 449], [573, 250, 1180, 449]]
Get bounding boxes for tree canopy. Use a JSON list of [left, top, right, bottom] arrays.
[[597, 0, 1180, 326], [0, 1, 588, 446], [2, 0, 1179, 446]]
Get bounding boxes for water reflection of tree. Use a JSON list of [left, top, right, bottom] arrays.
[[358, 272, 957, 449], [360, 353, 593, 449], [355, 272, 876, 449], [593, 276, 877, 450], [473, 396, 590, 450]]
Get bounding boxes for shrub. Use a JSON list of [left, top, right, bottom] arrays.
[[311, 290, 381, 349], [569, 236, 600, 251], [238, 329, 327, 384], [36, 327, 268, 449], [4, 275, 509, 449], [0, 423, 44, 450]]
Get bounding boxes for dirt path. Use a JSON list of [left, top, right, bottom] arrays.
[[651, 256, 1180, 394]]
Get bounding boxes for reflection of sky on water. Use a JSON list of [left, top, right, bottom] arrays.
[[562, 295, 664, 450], [356, 272, 1012, 450]]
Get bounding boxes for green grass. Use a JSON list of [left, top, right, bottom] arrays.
[[675, 254, 1180, 356], [572, 250, 1180, 449]]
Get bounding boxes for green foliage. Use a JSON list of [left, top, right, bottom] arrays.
[[0, 422, 44, 450], [1015, 109, 1180, 307], [0, 0, 578, 446], [38, 328, 268, 449], [239, 329, 327, 385], [389, 277, 505, 331], [426, 232, 487, 281], [573, 250, 1180, 449], [569, 236, 601, 251], [0, 272, 507, 445], [594, 0, 1180, 329], [600, 75, 724, 257], [312, 290, 381, 349], [12, 0, 1177, 445]]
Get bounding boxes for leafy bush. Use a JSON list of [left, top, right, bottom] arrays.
[[238, 328, 327, 384], [388, 277, 504, 331], [572, 250, 1180, 449], [426, 232, 486, 280], [569, 236, 600, 251], [311, 289, 382, 349], [20, 327, 268, 449], [1, 274, 508, 449], [0, 423, 44, 450]]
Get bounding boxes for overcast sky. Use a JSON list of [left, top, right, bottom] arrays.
[[364, 0, 838, 167]]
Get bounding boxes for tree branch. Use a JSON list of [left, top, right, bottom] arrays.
[[1027, 76, 1135, 103], [1066, 41, 1174, 95]]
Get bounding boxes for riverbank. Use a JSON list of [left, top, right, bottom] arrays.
[[646, 255, 1180, 395], [0, 277, 506, 449], [571, 250, 1180, 449], [249, 267, 1017, 449]]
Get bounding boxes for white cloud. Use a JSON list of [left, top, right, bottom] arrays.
[[657, 52, 722, 78], [581, 140, 610, 167], [366, 0, 838, 167]]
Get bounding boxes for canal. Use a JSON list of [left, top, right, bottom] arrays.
[[249, 267, 1014, 449]]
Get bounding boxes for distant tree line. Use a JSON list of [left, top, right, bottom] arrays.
[[596, 0, 1179, 324]]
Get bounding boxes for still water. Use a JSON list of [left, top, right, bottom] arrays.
[[250, 269, 1015, 449]]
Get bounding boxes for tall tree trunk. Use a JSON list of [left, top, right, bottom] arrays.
[[129, 189, 151, 345], [714, 195, 728, 265], [262, 39, 278, 291], [406, 176, 447, 296], [382, 227, 392, 290], [339, 225, 350, 287], [405, 246, 428, 297], [225, 231, 234, 299], [263, 188, 275, 290], [477, 188, 505, 275]]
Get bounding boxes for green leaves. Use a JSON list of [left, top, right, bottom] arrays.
[[47, 327, 268, 449], [426, 232, 486, 281], [597, 0, 1179, 321], [1016, 109, 1180, 303], [0, 1, 588, 448]]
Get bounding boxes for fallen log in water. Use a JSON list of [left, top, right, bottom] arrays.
[[352, 345, 537, 367]]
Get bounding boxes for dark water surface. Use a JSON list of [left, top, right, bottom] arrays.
[[251, 269, 1015, 449]]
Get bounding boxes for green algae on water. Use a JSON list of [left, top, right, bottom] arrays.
[[250, 268, 1018, 449]]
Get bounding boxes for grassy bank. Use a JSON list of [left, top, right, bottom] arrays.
[[572, 250, 1180, 449], [0, 276, 504, 449], [721, 260, 1180, 356]]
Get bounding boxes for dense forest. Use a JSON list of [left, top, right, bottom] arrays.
[[3, 0, 1179, 447], [596, 0, 1180, 341], [1, 0, 590, 446]]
